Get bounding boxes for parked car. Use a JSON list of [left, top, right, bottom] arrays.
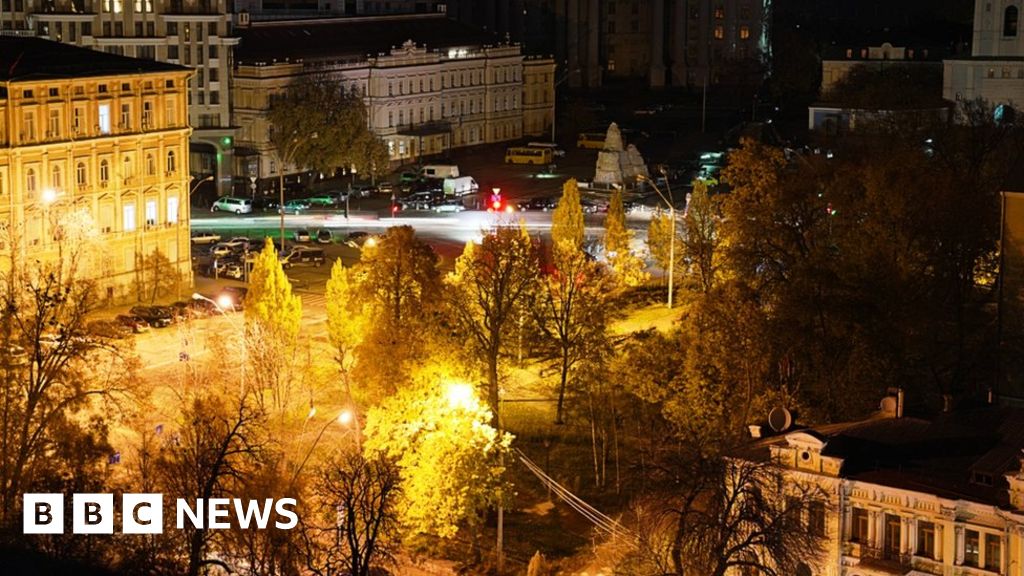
[[433, 199, 467, 213], [280, 199, 309, 214], [352, 184, 376, 198], [400, 191, 438, 211], [345, 231, 377, 248], [316, 229, 333, 244], [399, 171, 421, 184], [294, 228, 311, 243], [377, 182, 395, 195], [251, 197, 280, 212], [306, 194, 338, 207], [87, 319, 131, 340], [281, 246, 325, 268], [209, 243, 238, 258], [211, 197, 253, 214], [191, 231, 221, 245], [129, 306, 173, 328], [116, 314, 150, 333], [199, 256, 240, 277], [223, 262, 246, 280], [517, 197, 558, 211]]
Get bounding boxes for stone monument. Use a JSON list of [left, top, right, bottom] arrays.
[[593, 122, 649, 187]]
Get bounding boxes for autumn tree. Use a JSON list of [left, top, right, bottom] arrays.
[[551, 178, 585, 254], [245, 238, 303, 411], [351, 226, 441, 399], [683, 181, 720, 294], [325, 259, 368, 406], [646, 208, 680, 286], [603, 188, 647, 286], [446, 226, 539, 416], [363, 379, 512, 545]]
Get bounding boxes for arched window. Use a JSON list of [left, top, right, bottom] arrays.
[[145, 153, 155, 175], [25, 168, 36, 193], [99, 160, 109, 183], [122, 155, 132, 178], [1006, 5, 1019, 37], [76, 162, 86, 186], [166, 150, 176, 173], [51, 164, 62, 189]]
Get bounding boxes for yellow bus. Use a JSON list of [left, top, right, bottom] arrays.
[[576, 132, 605, 149], [504, 146, 553, 165]]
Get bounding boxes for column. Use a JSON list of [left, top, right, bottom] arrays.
[[670, 0, 687, 85], [955, 525, 964, 565], [567, 0, 581, 87], [585, 0, 600, 87], [649, 0, 666, 87], [901, 517, 910, 555], [869, 511, 879, 548], [936, 523, 944, 562]]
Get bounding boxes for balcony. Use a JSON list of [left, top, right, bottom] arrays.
[[844, 543, 913, 575]]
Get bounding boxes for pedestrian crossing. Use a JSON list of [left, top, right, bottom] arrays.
[[298, 291, 327, 308]]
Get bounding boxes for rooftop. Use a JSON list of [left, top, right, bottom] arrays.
[[234, 13, 502, 65], [0, 36, 186, 83], [747, 406, 1024, 508]]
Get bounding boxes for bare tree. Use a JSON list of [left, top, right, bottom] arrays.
[[302, 450, 402, 576]]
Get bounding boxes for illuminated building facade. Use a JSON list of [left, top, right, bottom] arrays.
[[0, 37, 193, 303]]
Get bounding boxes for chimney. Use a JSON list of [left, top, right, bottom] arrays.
[[942, 393, 953, 413]]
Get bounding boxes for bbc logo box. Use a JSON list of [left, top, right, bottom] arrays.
[[24, 494, 163, 535]]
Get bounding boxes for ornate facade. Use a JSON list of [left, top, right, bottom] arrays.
[[0, 37, 193, 303]]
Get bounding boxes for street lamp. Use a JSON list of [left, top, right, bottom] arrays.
[[637, 171, 677, 309], [275, 132, 317, 254], [290, 408, 360, 487], [178, 175, 216, 298]]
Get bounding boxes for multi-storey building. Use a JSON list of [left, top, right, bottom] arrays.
[[1, 0, 237, 194], [944, 0, 1024, 116], [743, 399, 1024, 576], [231, 14, 554, 185], [0, 36, 193, 303]]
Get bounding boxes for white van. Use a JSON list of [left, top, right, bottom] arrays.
[[211, 197, 253, 214], [442, 176, 479, 197], [420, 164, 460, 179]]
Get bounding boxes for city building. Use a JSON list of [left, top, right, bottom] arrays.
[[1000, 184, 1024, 401], [449, 0, 768, 89], [0, 36, 193, 303], [0, 0, 238, 194], [810, 42, 947, 133], [741, 399, 1024, 575], [944, 0, 1024, 116], [231, 13, 554, 187], [231, 0, 445, 19]]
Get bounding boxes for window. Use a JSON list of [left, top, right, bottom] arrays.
[[168, 45, 178, 60], [916, 521, 935, 559], [740, 25, 751, 39], [120, 102, 131, 130], [1006, 6, 1019, 37], [145, 199, 157, 227], [123, 203, 136, 232], [850, 508, 868, 543], [48, 109, 60, 138], [165, 100, 176, 126], [714, 26, 724, 40], [166, 150, 176, 173], [167, 196, 179, 224], [23, 110, 35, 140], [51, 164, 62, 189], [608, 21, 616, 33], [714, 5, 724, 18], [25, 168, 36, 193], [209, 68, 219, 83], [72, 107, 83, 133], [142, 101, 153, 128], [145, 154, 155, 176], [99, 160, 109, 183], [608, 0, 615, 14], [985, 534, 1001, 571], [808, 502, 825, 536], [123, 156, 132, 180], [964, 529, 980, 567], [98, 103, 111, 134], [76, 162, 87, 187]]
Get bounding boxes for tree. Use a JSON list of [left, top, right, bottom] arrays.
[[325, 260, 368, 406], [534, 250, 611, 424], [245, 238, 303, 410], [603, 188, 647, 286], [683, 181, 719, 294], [351, 226, 441, 399], [668, 459, 828, 576], [303, 451, 402, 576], [446, 226, 539, 417], [551, 178, 585, 254], [646, 208, 679, 285], [363, 379, 512, 542]]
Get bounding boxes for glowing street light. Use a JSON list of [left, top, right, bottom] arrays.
[[445, 381, 476, 410], [41, 187, 59, 205]]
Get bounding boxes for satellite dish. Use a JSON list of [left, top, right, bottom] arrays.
[[768, 407, 792, 432]]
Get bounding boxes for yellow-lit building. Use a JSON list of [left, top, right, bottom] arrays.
[[0, 36, 193, 304], [744, 401, 1024, 576]]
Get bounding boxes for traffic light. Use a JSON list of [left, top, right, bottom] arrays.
[[488, 190, 503, 213], [221, 136, 233, 147]]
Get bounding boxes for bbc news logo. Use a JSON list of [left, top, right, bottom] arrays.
[[23, 494, 298, 534]]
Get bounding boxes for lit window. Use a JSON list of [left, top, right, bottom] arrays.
[[98, 103, 111, 134], [145, 199, 157, 227], [99, 160, 109, 183], [25, 168, 36, 193], [51, 164, 62, 189], [167, 196, 179, 224], [123, 203, 136, 232], [964, 530, 980, 567], [916, 521, 935, 559], [714, 26, 725, 40], [714, 6, 724, 19], [76, 162, 87, 186], [740, 26, 751, 40], [166, 150, 176, 173], [145, 154, 155, 175]]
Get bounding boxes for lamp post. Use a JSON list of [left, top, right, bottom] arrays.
[[290, 409, 359, 487], [179, 175, 215, 298], [275, 132, 316, 254], [638, 171, 676, 309], [192, 292, 246, 392]]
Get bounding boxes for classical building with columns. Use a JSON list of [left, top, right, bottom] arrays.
[[231, 13, 554, 183], [0, 37, 193, 303], [742, 402, 1024, 576], [0, 0, 238, 195]]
